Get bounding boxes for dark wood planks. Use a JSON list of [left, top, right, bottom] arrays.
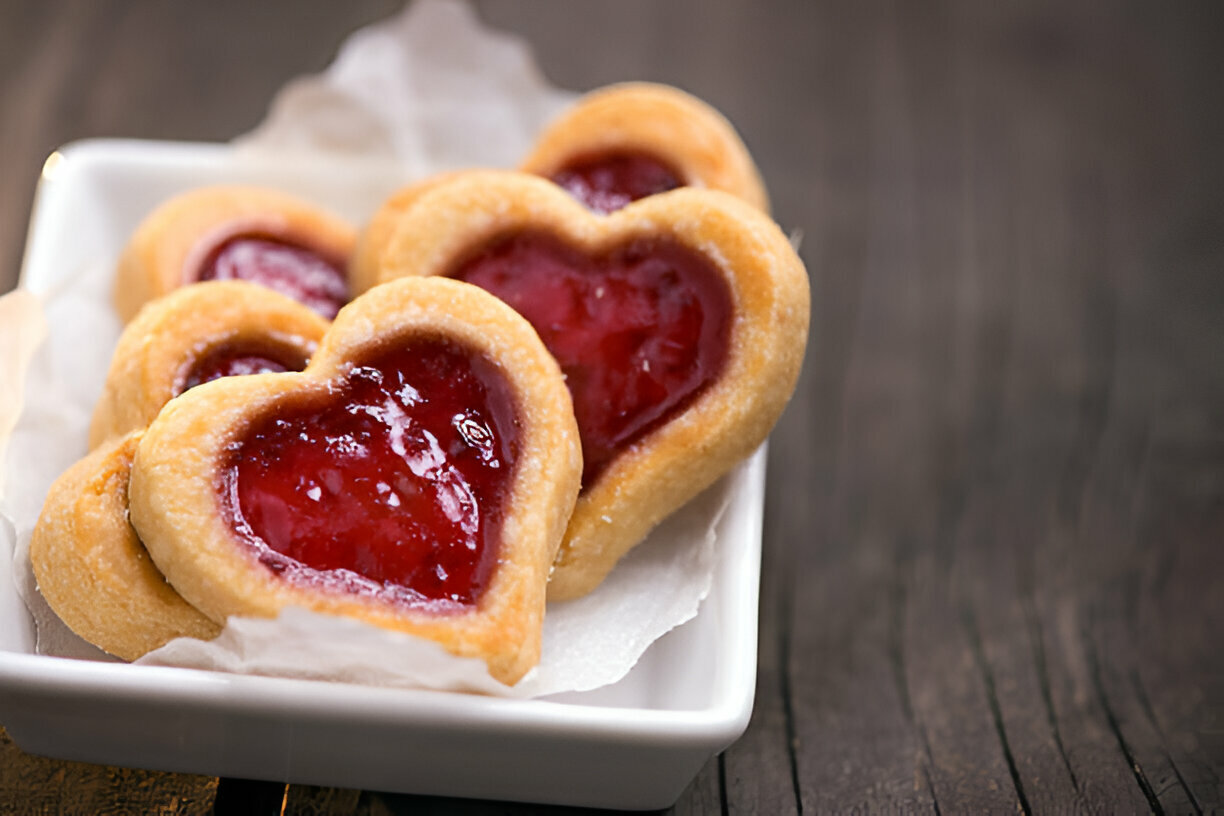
[[780, 0, 1224, 814], [0, 726, 216, 814]]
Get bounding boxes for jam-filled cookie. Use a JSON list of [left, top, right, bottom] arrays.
[[128, 277, 582, 685], [521, 82, 769, 214], [34, 282, 325, 659], [91, 281, 328, 449], [373, 171, 809, 600], [114, 186, 357, 322], [30, 431, 223, 660]]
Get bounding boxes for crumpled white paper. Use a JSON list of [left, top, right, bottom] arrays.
[[235, 0, 574, 169], [0, 0, 741, 697]]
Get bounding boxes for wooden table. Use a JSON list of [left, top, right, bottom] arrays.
[[2, 0, 1221, 812]]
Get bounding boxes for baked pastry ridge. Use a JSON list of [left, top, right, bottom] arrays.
[[520, 82, 770, 214], [29, 431, 222, 661], [114, 185, 356, 322], [129, 276, 582, 685], [35, 281, 330, 659], [374, 171, 809, 600], [91, 280, 328, 449], [352, 83, 767, 297]]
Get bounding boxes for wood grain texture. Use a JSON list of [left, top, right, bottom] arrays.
[[2, 0, 1222, 814], [0, 726, 215, 814]]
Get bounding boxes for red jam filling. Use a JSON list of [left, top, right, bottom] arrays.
[[176, 340, 309, 395], [549, 152, 684, 214], [221, 338, 520, 608], [452, 233, 731, 487], [196, 235, 349, 319]]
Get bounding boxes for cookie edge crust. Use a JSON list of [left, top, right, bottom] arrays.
[[375, 172, 810, 599], [520, 82, 770, 214], [90, 280, 329, 450], [549, 191, 808, 599], [349, 171, 469, 299], [29, 431, 222, 661], [128, 276, 581, 686], [113, 185, 357, 324]]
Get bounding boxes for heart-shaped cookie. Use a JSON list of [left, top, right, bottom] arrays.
[[372, 171, 809, 600], [114, 186, 356, 322], [128, 277, 581, 685], [33, 282, 325, 659], [521, 82, 769, 214], [91, 280, 329, 448]]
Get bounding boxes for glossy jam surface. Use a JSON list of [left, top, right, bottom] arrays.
[[453, 233, 731, 487], [176, 340, 309, 395], [549, 152, 684, 214], [197, 235, 348, 319], [222, 338, 520, 608]]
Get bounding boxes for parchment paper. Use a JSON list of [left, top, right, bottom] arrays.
[[0, 0, 740, 697]]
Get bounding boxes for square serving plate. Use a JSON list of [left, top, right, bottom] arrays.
[[0, 140, 763, 810]]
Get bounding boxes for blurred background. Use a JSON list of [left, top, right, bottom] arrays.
[[2, 1, 1221, 294]]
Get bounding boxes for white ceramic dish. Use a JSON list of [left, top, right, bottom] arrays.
[[0, 140, 762, 810]]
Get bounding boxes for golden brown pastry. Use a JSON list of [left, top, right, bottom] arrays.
[[520, 82, 770, 214], [348, 171, 466, 298], [129, 277, 582, 685], [90, 281, 329, 449], [35, 281, 327, 659], [353, 83, 767, 296], [114, 185, 357, 322], [373, 171, 809, 600], [29, 432, 222, 660]]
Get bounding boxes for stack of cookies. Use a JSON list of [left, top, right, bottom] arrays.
[[30, 83, 809, 687]]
